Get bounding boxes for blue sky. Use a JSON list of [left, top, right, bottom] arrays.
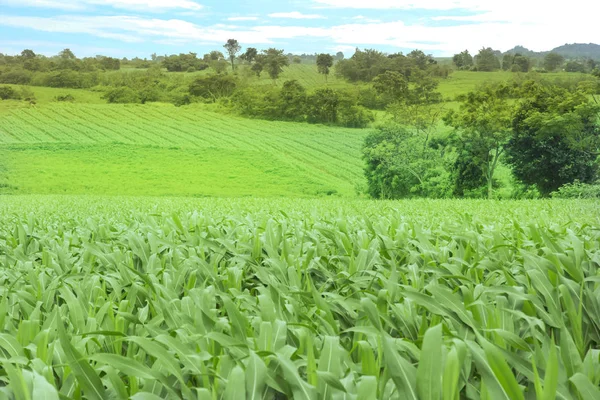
[[0, 0, 597, 59]]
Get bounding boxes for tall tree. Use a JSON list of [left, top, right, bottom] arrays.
[[223, 39, 242, 70], [59, 48, 76, 60], [262, 48, 289, 83], [240, 47, 258, 63], [474, 47, 501, 71], [506, 84, 600, 195], [444, 84, 513, 198], [20, 49, 36, 59], [316, 53, 334, 82], [453, 50, 473, 70], [543, 52, 564, 72]]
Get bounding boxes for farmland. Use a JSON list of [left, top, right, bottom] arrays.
[[0, 196, 599, 399], [0, 103, 367, 197]]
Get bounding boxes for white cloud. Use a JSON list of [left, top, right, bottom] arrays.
[[227, 16, 259, 21], [313, 0, 486, 10], [0, 0, 203, 11], [1, 1, 598, 57], [268, 12, 326, 19]]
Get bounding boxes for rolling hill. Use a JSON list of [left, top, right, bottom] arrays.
[[0, 103, 368, 197]]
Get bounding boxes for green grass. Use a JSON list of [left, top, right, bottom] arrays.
[[0, 84, 105, 109], [0, 196, 598, 399], [0, 103, 368, 197]]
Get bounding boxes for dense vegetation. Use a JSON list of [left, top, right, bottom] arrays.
[[2, 41, 600, 199], [0, 196, 599, 399], [1, 37, 600, 400]]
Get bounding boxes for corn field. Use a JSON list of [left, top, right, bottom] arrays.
[[0, 196, 599, 399]]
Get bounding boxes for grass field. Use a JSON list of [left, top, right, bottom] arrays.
[[0, 103, 367, 197], [0, 196, 598, 399]]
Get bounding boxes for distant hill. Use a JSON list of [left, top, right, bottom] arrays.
[[551, 43, 600, 60], [503, 43, 600, 60]]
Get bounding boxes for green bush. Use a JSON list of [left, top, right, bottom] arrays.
[[0, 68, 33, 85], [103, 87, 140, 104], [551, 181, 600, 198], [0, 85, 21, 100], [55, 94, 75, 102]]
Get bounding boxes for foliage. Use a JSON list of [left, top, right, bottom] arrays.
[[223, 39, 242, 70], [189, 74, 239, 102], [453, 50, 474, 70], [551, 180, 600, 198], [316, 53, 334, 81], [335, 48, 437, 83], [362, 125, 452, 198], [474, 47, 501, 71], [444, 84, 513, 198], [240, 47, 258, 63], [0, 196, 598, 399], [261, 48, 290, 82], [0, 85, 21, 100], [102, 87, 141, 104], [544, 52, 565, 72], [506, 83, 600, 195], [565, 61, 586, 73], [502, 53, 531, 72], [162, 53, 208, 72], [54, 94, 75, 102]]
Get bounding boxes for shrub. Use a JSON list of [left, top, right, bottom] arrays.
[[103, 87, 140, 104], [0, 85, 21, 100], [55, 94, 75, 102], [0, 69, 32, 85], [551, 181, 600, 198]]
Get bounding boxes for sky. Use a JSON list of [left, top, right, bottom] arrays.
[[0, 0, 598, 59]]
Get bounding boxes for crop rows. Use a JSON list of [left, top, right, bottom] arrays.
[[0, 196, 599, 399], [0, 104, 367, 191]]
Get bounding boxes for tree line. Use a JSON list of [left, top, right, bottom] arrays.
[[363, 80, 600, 199], [453, 48, 600, 74]]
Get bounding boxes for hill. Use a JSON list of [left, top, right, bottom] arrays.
[[0, 103, 368, 197], [551, 43, 600, 60], [504, 43, 600, 60]]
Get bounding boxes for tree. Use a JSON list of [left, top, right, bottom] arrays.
[[362, 125, 452, 199], [240, 47, 258, 63], [316, 53, 334, 82], [336, 52, 344, 60], [407, 50, 436, 70], [204, 51, 225, 62], [372, 71, 408, 103], [210, 60, 229, 74], [189, 74, 238, 102], [307, 88, 339, 124], [386, 71, 444, 150], [444, 84, 513, 198], [543, 52, 564, 72], [20, 49, 36, 59], [565, 61, 586, 73], [474, 48, 501, 71], [251, 55, 265, 77], [503, 53, 530, 72], [59, 48, 76, 60], [453, 50, 473, 70], [262, 48, 289, 83], [506, 84, 600, 195], [277, 80, 307, 121], [223, 39, 241, 71]]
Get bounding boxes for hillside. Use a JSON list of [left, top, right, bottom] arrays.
[[0, 103, 368, 197], [504, 43, 600, 60]]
